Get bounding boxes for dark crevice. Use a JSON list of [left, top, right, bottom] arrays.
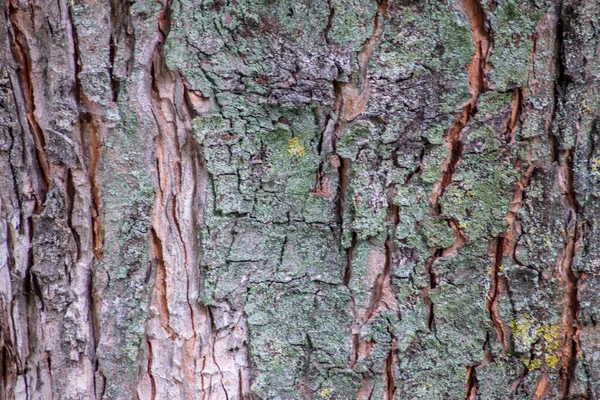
[[323, 0, 335, 45], [488, 236, 508, 351], [425, 0, 491, 334], [429, 0, 491, 215], [65, 169, 81, 262], [509, 365, 530, 397], [147, 340, 157, 400], [464, 364, 478, 400], [336, 157, 351, 226], [7, 2, 50, 190], [548, 0, 568, 164], [423, 249, 441, 331], [385, 347, 396, 399], [505, 87, 523, 142], [343, 231, 357, 286], [108, 34, 120, 102], [68, 0, 105, 262], [548, 3, 582, 396], [557, 149, 581, 399]]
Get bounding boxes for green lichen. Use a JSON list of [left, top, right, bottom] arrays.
[[483, 0, 545, 91]]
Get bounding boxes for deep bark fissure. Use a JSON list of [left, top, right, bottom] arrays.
[[464, 364, 478, 400], [487, 236, 507, 350], [425, 0, 491, 332], [337, 157, 351, 226], [147, 340, 157, 400], [7, 2, 49, 189], [505, 88, 523, 142], [86, 107, 103, 260], [548, 0, 566, 164], [343, 231, 358, 286], [150, 227, 177, 339], [323, 0, 335, 45], [509, 365, 530, 397], [429, 0, 491, 216], [545, 3, 583, 396], [363, 235, 395, 323], [385, 347, 396, 400], [557, 149, 581, 398], [423, 249, 441, 331], [487, 162, 536, 354], [505, 165, 535, 259]]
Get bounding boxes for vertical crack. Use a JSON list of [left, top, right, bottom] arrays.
[[505, 165, 535, 260], [464, 365, 478, 400], [150, 228, 177, 339], [429, 0, 491, 215], [315, 0, 388, 197], [147, 340, 157, 400], [385, 354, 395, 399], [320, 3, 399, 387], [363, 234, 395, 323], [323, 0, 335, 45], [423, 250, 441, 331], [7, 1, 50, 189], [543, 2, 582, 396], [425, 0, 491, 332], [343, 231, 358, 286], [487, 236, 507, 350], [207, 307, 230, 400], [505, 88, 523, 142], [557, 148, 581, 398], [337, 157, 351, 226], [488, 163, 535, 352]]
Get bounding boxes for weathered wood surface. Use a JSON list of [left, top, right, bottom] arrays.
[[2, 0, 600, 398]]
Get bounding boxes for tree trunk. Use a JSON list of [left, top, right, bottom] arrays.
[[1, 0, 599, 398]]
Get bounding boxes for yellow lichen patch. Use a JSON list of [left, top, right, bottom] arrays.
[[511, 315, 561, 370], [527, 358, 541, 371], [288, 137, 306, 157], [546, 354, 559, 369], [592, 158, 600, 175], [319, 388, 333, 398], [540, 323, 561, 369], [510, 316, 538, 348], [540, 323, 560, 352]]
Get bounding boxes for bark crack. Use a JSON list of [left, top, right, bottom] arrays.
[[7, 1, 50, 189], [487, 236, 507, 350], [557, 149, 582, 398], [464, 364, 478, 400], [425, 0, 491, 332], [505, 88, 523, 143], [147, 340, 157, 400]]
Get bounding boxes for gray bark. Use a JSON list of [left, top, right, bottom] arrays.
[[1, 0, 600, 399]]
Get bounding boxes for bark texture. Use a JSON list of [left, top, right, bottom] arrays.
[[1, 0, 600, 399]]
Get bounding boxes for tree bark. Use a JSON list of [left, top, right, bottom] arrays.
[[1, 0, 599, 398]]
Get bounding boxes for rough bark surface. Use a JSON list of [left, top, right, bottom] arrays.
[[1, 0, 600, 399]]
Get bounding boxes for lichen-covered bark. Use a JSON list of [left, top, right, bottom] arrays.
[[2, 0, 600, 399]]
